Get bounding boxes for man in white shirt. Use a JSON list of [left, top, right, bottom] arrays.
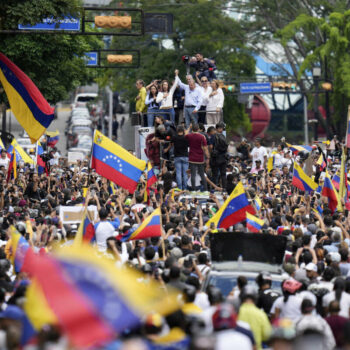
[[175, 70, 203, 128], [94, 207, 120, 253], [0, 150, 9, 170], [250, 138, 267, 168]]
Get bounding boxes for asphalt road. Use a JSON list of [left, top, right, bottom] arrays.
[[8, 104, 134, 156]]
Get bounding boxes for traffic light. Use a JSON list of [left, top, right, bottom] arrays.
[[271, 82, 297, 90], [322, 82, 332, 91], [94, 16, 132, 29], [107, 54, 133, 63]]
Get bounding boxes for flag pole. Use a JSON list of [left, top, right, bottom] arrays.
[[346, 106, 350, 149], [159, 211, 166, 261]]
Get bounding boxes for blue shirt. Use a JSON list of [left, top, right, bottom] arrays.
[[176, 76, 203, 111]]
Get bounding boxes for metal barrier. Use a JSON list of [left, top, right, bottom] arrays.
[[131, 111, 172, 127]]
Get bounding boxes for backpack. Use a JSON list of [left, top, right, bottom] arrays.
[[214, 133, 228, 153]]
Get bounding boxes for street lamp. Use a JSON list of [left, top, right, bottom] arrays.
[[313, 66, 321, 141]]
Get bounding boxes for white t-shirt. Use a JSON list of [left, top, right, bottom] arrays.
[[0, 157, 10, 169], [322, 291, 350, 318], [271, 294, 303, 322], [94, 220, 119, 252], [251, 146, 267, 168], [215, 329, 252, 350]]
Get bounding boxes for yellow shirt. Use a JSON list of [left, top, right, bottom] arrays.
[[238, 302, 271, 350], [136, 87, 147, 113]]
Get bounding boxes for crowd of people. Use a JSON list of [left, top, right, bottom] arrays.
[[1, 119, 350, 350], [135, 55, 224, 128]]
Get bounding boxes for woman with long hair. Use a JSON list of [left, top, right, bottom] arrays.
[[156, 79, 177, 124], [145, 84, 159, 127], [206, 80, 224, 125], [323, 277, 350, 318]]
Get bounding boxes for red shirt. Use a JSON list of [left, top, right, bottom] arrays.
[[185, 133, 207, 163]]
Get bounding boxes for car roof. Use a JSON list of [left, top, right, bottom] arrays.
[[211, 261, 284, 275]]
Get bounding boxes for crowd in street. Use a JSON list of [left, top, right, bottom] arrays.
[[0, 52, 350, 350], [1, 120, 350, 350]]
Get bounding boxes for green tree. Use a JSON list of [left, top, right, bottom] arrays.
[[279, 10, 350, 137], [230, 0, 350, 138], [0, 0, 102, 103], [101, 0, 255, 133]]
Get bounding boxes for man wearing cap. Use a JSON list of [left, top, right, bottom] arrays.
[[305, 263, 319, 283], [251, 138, 267, 169]]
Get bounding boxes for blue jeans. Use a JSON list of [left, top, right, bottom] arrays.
[[184, 107, 198, 128], [161, 108, 175, 124], [147, 108, 158, 127], [174, 156, 189, 190]]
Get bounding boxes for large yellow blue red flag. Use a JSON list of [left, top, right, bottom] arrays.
[[0, 53, 54, 143], [206, 182, 255, 229], [91, 130, 146, 193], [120, 208, 161, 242], [292, 162, 318, 193], [23, 243, 181, 348]]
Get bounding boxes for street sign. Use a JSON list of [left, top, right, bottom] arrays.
[[18, 16, 80, 31], [240, 82, 271, 94], [84, 52, 98, 66]]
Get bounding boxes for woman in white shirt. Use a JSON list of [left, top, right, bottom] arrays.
[[145, 85, 160, 127], [206, 80, 224, 125], [156, 79, 177, 124], [196, 75, 212, 124]]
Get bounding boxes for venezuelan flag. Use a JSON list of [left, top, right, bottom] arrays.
[[292, 162, 318, 193], [332, 172, 340, 191], [24, 244, 181, 348], [74, 211, 95, 246], [7, 138, 34, 164], [121, 208, 161, 242], [322, 172, 338, 213], [0, 137, 4, 151], [0, 53, 54, 143], [10, 228, 30, 273], [7, 148, 16, 182], [206, 182, 255, 229], [286, 143, 316, 155], [37, 141, 47, 175], [46, 130, 60, 147], [254, 196, 262, 211], [317, 153, 326, 171], [246, 212, 264, 233], [144, 162, 157, 202], [91, 130, 146, 193]]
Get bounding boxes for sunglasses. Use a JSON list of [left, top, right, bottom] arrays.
[[201, 80, 208, 82]]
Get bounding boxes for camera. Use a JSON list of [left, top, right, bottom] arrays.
[[182, 55, 190, 63]]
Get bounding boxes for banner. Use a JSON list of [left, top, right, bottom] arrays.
[[59, 206, 98, 224]]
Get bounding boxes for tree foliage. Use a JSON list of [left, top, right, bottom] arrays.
[[0, 0, 102, 103], [230, 0, 350, 137], [101, 0, 255, 133]]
